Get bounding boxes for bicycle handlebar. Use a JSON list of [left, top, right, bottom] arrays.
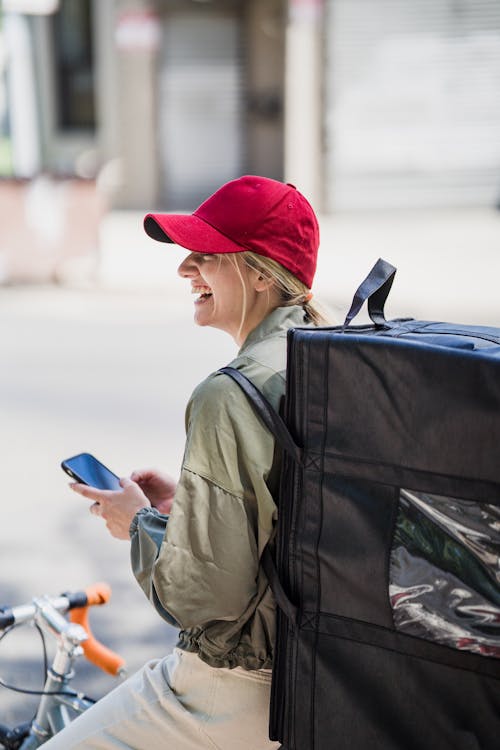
[[69, 583, 126, 676], [0, 597, 70, 630], [0, 610, 15, 630], [0, 582, 126, 677]]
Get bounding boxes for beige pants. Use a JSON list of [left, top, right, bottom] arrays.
[[42, 648, 281, 750]]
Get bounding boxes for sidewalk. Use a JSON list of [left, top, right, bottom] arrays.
[[98, 207, 500, 325]]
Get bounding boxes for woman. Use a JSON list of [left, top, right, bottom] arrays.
[[47, 175, 324, 749]]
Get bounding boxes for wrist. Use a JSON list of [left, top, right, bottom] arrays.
[[129, 506, 154, 536]]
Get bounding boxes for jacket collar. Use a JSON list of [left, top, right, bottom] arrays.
[[239, 305, 307, 355]]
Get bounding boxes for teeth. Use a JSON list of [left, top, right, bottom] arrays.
[[192, 286, 212, 296]]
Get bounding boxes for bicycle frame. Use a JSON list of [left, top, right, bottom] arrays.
[[0, 585, 125, 749], [19, 598, 92, 749]]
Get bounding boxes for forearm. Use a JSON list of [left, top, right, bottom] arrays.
[[150, 470, 259, 630], [129, 507, 179, 626]]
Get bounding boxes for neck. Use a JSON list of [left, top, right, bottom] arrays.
[[233, 295, 281, 347]]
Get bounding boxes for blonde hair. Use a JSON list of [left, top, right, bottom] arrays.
[[214, 251, 330, 343], [240, 251, 330, 326]]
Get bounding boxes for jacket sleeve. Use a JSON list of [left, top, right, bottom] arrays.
[[150, 468, 260, 628], [131, 372, 278, 631], [129, 507, 179, 626]]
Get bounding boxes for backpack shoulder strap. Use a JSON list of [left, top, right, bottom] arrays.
[[219, 366, 302, 465], [219, 366, 301, 625], [261, 545, 298, 625]]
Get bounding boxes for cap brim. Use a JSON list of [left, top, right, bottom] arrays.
[[143, 213, 246, 255]]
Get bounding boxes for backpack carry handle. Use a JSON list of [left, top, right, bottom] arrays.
[[342, 258, 396, 329]]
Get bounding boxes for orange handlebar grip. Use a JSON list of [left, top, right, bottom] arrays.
[[84, 582, 112, 607], [69, 583, 126, 676]]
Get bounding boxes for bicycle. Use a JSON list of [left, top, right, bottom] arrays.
[[0, 583, 126, 749]]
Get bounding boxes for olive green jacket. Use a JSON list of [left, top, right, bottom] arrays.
[[130, 305, 308, 670]]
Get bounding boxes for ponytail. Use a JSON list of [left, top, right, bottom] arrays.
[[241, 252, 331, 326]]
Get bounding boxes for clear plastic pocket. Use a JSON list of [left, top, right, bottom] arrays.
[[389, 489, 500, 658]]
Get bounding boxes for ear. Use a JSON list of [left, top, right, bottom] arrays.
[[252, 270, 275, 294]]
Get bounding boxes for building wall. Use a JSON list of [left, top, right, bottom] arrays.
[[106, 0, 287, 210], [284, 0, 323, 209], [156, 0, 244, 209], [244, 0, 285, 183], [109, 1, 159, 209], [6, 0, 500, 213], [2, 1, 296, 210], [324, 0, 500, 210], [86, 0, 285, 210]]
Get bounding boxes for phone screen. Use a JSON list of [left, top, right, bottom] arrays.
[[61, 453, 121, 491]]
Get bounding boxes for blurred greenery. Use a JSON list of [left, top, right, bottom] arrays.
[[0, 137, 13, 176]]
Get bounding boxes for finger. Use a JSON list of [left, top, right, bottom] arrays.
[[70, 483, 115, 502], [130, 469, 154, 483], [90, 502, 102, 517], [129, 470, 143, 482], [120, 477, 136, 489]]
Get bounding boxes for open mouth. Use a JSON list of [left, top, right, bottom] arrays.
[[192, 286, 213, 302]]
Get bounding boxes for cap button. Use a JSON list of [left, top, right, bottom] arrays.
[[286, 183, 297, 189]]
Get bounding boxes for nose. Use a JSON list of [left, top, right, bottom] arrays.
[[177, 253, 198, 278]]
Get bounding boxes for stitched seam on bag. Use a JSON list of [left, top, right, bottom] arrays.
[[309, 336, 330, 750], [321, 451, 500, 487], [304, 454, 321, 471], [299, 335, 307, 707], [385, 486, 401, 629], [302, 337, 316, 748], [300, 614, 500, 680], [305, 628, 500, 681], [303, 336, 312, 750], [302, 613, 316, 629], [402, 327, 500, 345], [289, 627, 298, 745]]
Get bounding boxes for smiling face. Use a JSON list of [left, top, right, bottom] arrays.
[[177, 251, 280, 344]]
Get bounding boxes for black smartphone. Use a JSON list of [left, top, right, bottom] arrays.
[[61, 452, 122, 491]]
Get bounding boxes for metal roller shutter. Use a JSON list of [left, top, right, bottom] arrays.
[[325, 0, 500, 210], [158, 6, 244, 210]]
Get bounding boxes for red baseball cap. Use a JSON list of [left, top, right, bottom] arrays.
[[143, 175, 319, 288]]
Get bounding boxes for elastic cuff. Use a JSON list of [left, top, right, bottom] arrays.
[[129, 506, 160, 537]]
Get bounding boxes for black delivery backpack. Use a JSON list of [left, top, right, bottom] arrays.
[[221, 259, 500, 750]]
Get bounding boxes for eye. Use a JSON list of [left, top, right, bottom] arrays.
[[192, 253, 213, 263]]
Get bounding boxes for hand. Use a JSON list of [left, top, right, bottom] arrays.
[[71, 477, 150, 540], [129, 468, 177, 515]]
